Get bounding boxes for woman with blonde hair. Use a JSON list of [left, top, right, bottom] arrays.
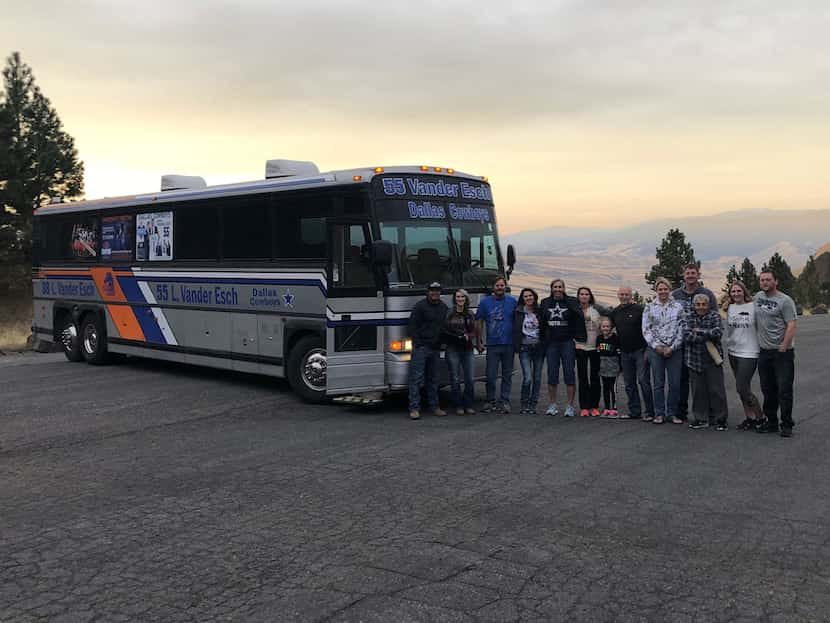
[[725, 281, 763, 430], [642, 277, 685, 424]]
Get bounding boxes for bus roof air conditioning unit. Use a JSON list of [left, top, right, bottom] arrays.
[[265, 159, 320, 179], [161, 175, 207, 191]]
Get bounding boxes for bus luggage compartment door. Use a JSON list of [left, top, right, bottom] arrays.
[[326, 220, 387, 395]]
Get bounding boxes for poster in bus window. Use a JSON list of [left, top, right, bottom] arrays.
[[101, 215, 133, 262], [136, 212, 173, 261], [70, 221, 98, 258]]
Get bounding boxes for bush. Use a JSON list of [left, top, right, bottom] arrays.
[[811, 304, 828, 315]]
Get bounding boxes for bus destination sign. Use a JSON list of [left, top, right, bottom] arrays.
[[378, 176, 492, 202]]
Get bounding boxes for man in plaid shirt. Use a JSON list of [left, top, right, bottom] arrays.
[[683, 294, 728, 430]]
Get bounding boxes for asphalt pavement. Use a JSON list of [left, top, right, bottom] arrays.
[[1, 316, 829, 622]]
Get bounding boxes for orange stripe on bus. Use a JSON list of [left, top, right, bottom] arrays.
[[107, 305, 145, 341]]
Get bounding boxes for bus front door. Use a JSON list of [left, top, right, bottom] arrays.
[[325, 220, 387, 396]]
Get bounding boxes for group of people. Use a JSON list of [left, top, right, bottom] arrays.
[[407, 264, 797, 438]]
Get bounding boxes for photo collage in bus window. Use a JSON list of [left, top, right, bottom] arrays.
[[136, 212, 173, 261], [101, 215, 133, 262], [70, 219, 99, 259]]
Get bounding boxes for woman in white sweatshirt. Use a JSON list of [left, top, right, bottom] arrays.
[[725, 281, 762, 431]]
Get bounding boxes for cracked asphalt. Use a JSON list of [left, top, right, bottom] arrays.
[[1, 316, 829, 622]]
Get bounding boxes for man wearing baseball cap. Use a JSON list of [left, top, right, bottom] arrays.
[[407, 282, 449, 420]]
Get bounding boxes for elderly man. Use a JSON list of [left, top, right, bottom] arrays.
[[610, 286, 653, 420], [683, 293, 728, 431], [672, 264, 718, 421]]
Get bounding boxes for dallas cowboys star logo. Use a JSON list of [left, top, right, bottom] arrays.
[[282, 288, 295, 308], [549, 303, 565, 320]]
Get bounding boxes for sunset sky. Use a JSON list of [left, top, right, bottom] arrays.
[[2, 1, 829, 234]]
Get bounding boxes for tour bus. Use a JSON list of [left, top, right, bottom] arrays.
[[31, 159, 515, 403]]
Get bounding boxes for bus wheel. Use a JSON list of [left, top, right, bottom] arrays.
[[60, 318, 84, 362], [287, 335, 328, 403], [80, 314, 109, 365]]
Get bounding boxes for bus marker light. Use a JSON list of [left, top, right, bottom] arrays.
[[420, 165, 430, 171], [353, 175, 362, 182], [481, 176, 488, 182], [390, 339, 413, 353], [433, 167, 442, 172], [447, 168, 455, 174], [374, 167, 384, 173]]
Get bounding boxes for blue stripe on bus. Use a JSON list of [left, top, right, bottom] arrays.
[[134, 276, 327, 294], [327, 319, 409, 327], [117, 277, 147, 304], [132, 305, 167, 344], [40, 274, 94, 280]]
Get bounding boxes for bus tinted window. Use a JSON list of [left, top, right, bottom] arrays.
[[275, 195, 333, 259], [175, 202, 219, 260], [222, 195, 271, 260]]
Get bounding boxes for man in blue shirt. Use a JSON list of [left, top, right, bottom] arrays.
[[476, 276, 518, 413]]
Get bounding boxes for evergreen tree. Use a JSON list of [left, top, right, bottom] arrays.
[[632, 290, 645, 305], [645, 228, 698, 289], [794, 256, 819, 307], [724, 257, 761, 295], [0, 51, 84, 265], [761, 252, 796, 296]]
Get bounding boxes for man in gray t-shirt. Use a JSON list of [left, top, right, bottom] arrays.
[[754, 269, 797, 437]]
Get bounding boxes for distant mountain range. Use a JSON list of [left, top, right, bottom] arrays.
[[502, 208, 830, 302]]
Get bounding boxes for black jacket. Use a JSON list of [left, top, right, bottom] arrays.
[[408, 298, 449, 348], [538, 295, 586, 343], [609, 303, 647, 353], [512, 306, 542, 352]]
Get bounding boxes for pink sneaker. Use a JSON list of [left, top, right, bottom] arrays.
[[607, 409, 619, 419], [601, 409, 612, 417], [590, 408, 601, 417]]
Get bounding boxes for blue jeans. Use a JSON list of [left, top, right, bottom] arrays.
[[518, 344, 545, 406], [408, 345, 440, 412], [446, 347, 475, 408], [647, 347, 682, 419], [546, 340, 576, 386], [621, 349, 653, 418], [485, 344, 515, 403]]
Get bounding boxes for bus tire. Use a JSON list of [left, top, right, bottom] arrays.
[[59, 317, 84, 362], [80, 313, 110, 365], [287, 334, 328, 403]]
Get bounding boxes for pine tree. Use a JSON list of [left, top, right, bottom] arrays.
[[645, 228, 698, 289], [738, 257, 760, 294], [761, 252, 796, 296], [0, 52, 84, 266], [723, 264, 740, 295]]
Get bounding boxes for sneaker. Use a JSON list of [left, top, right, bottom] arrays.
[[601, 409, 612, 417], [643, 415, 654, 422], [780, 427, 793, 438], [736, 418, 756, 431], [456, 408, 466, 416], [756, 420, 779, 434], [716, 423, 729, 431], [564, 405, 576, 418], [619, 413, 632, 420], [465, 407, 476, 415], [688, 420, 709, 430], [671, 417, 684, 425], [579, 408, 590, 417], [591, 408, 601, 417], [500, 402, 511, 415], [545, 404, 559, 417], [433, 408, 448, 417], [529, 405, 538, 415], [482, 401, 498, 413], [606, 410, 619, 419], [409, 410, 421, 420]]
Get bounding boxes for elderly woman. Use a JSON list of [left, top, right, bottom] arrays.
[[642, 277, 685, 424], [683, 293, 729, 430]]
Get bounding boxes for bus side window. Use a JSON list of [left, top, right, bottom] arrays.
[[274, 195, 333, 259]]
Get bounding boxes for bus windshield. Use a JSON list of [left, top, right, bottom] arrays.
[[376, 200, 502, 290]]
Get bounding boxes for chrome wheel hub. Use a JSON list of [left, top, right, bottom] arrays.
[[61, 324, 77, 351], [302, 349, 327, 390], [82, 323, 98, 356]]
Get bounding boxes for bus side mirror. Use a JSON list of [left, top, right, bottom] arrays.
[[506, 244, 516, 279], [371, 240, 394, 267]]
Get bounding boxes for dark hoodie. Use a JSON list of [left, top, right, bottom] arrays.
[[538, 295, 587, 343]]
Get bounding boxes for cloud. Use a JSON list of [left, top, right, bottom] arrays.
[[4, 0, 830, 127]]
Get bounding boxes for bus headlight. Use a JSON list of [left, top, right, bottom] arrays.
[[389, 339, 413, 353]]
